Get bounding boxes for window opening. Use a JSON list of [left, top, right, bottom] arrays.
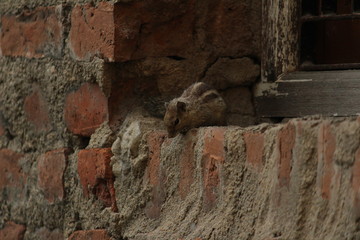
[[354, 0, 360, 11], [300, 0, 360, 70]]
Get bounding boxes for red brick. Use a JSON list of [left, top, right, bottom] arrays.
[[64, 83, 108, 136], [317, 123, 336, 199], [68, 229, 111, 240], [24, 85, 51, 132], [34, 227, 63, 240], [146, 132, 167, 186], [1, 6, 62, 58], [69, 3, 115, 61], [113, 0, 195, 61], [69, 1, 195, 62], [0, 149, 25, 190], [202, 127, 226, 211], [0, 221, 26, 240], [352, 147, 360, 218], [296, 120, 303, 136], [179, 130, 197, 199], [0, 125, 4, 136], [77, 148, 117, 211], [0, 116, 5, 136], [244, 131, 264, 170], [204, 0, 261, 56], [144, 131, 167, 219], [107, 75, 159, 129], [277, 123, 296, 187], [37, 148, 70, 203], [107, 78, 135, 128]]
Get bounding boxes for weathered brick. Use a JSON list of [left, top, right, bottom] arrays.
[[202, 127, 226, 211], [69, 1, 195, 62], [0, 221, 26, 240], [179, 130, 197, 199], [113, 0, 195, 61], [0, 149, 25, 190], [77, 148, 117, 211], [107, 72, 159, 128], [69, 2, 115, 61], [0, 116, 5, 136], [144, 131, 167, 219], [1, 6, 63, 58], [64, 83, 108, 136], [222, 87, 256, 127], [0, 125, 4, 136], [317, 123, 335, 199], [24, 85, 51, 132], [204, 58, 260, 89], [37, 148, 70, 203], [352, 147, 360, 218], [34, 227, 63, 240], [222, 87, 254, 114], [68, 229, 111, 240], [244, 131, 264, 170], [204, 0, 261, 56], [277, 123, 296, 187], [146, 132, 167, 186]]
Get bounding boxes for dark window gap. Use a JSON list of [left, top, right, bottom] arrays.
[[300, 21, 317, 65], [322, 0, 337, 14], [301, 19, 360, 67], [167, 56, 186, 61], [355, 0, 360, 11], [302, 0, 319, 16], [337, 0, 353, 14], [300, 0, 360, 70]]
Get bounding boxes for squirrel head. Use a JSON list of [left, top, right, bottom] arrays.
[[163, 100, 187, 138]]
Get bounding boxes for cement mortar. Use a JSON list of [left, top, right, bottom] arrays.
[[0, 56, 104, 153], [2, 0, 359, 239], [107, 117, 360, 239], [0, 55, 106, 239]]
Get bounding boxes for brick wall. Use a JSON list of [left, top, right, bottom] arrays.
[[1, 0, 359, 240]]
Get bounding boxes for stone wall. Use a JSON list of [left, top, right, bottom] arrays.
[[1, 0, 359, 240]]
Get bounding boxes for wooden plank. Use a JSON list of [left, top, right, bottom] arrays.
[[280, 70, 360, 80], [301, 14, 360, 22], [300, 62, 360, 71], [254, 78, 360, 117], [262, 0, 300, 82]]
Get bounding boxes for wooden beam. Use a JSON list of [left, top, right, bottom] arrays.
[[261, 0, 300, 82], [254, 71, 360, 117]]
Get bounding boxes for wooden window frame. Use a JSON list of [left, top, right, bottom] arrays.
[[255, 0, 360, 118]]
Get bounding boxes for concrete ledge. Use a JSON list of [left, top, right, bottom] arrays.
[[108, 117, 360, 239]]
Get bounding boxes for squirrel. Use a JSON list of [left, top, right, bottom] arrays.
[[164, 82, 227, 138]]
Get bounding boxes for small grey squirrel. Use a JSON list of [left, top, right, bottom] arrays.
[[164, 82, 227, 138]]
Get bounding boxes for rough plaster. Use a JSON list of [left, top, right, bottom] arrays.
[[1, 0, 359, 239], [105, 117, 360, 239]]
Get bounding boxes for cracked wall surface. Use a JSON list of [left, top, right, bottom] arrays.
[[1, 0, 360, 240], [0, 1, 261, 239]]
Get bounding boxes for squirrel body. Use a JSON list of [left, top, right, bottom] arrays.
[[164, 82, 227, 138]]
